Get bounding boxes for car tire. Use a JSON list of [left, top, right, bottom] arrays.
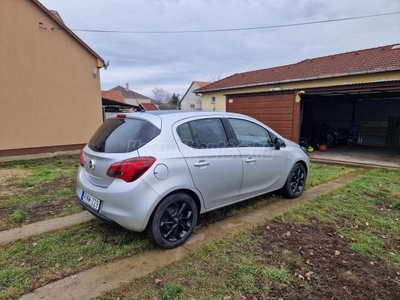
[[146, 193, 198, 249], [281, 162, 306, 199]]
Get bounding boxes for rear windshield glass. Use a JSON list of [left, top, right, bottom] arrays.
[[88, 118, 160, 153]]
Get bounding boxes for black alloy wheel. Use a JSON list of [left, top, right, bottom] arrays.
[[147, 193, 198, 249], [281, 163, 306, 199]]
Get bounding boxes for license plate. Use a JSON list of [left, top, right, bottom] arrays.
[[81, 191, 101, 211]]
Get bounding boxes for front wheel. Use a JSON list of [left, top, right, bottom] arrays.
[[146, 193, 198, 249], [281, 163, 307, 199]]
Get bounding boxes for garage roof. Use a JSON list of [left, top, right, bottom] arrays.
[[196, 44, 400, 93]]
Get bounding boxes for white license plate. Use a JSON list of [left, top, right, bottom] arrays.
[[81, 191, 101, 211]]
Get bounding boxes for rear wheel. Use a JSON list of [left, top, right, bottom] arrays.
[[281, 163, 306, 198], [146, 193, 198, 249]]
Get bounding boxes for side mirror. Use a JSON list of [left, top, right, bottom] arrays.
[[274, 138, 282, 150]]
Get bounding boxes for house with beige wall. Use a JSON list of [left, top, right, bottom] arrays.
[[196, 44, 400, 147], [0, 0, 105, 156]]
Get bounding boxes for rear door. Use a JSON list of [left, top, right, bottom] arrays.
[[174, 117, 243, 209], [227, 118, 286, 199]]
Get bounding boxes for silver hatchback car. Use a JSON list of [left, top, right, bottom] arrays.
[[77, 111, 309, 248]]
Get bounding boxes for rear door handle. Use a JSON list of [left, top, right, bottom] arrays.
[[194, 160, 210, 167], [245, 157, 257, 163]]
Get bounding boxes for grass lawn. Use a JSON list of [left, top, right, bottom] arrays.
[[94, 168, 400, 300], [0, 154, 352, 231], [0, 155, 81, 231], [0, 162, 353, 299]]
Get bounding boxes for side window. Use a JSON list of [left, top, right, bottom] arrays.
[[228, 118, 273, 147], [177, 118, 228, 149]]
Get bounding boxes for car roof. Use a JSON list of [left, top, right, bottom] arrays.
[[120, 110, 248, 128], [138, 110, 243, 119]]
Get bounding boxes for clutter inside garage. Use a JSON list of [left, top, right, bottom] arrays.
[[300, 90, 400, 154]]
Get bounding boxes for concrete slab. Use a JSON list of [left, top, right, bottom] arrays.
[[18, 169, 367, 300], [0, 212, 94, 245], [0, 150, 79, 163], [309, 144, 400, 169]]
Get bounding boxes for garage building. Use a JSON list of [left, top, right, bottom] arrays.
[[196, 44, 400, 152]]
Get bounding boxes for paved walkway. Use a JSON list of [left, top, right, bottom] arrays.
[[0, 212, 94, 245], [17, 169, 367, 300], [0, 150, 79, 163]]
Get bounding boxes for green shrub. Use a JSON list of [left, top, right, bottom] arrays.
[[9, 210, 28, 223], [161, 282, 184, 300], [393, 201, 400, 210]]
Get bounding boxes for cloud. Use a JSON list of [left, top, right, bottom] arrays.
[[40, 0, 400, 98]]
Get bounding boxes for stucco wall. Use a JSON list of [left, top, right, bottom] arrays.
[[181, 83, 202, 110], [201, 72, 400, 112], [0, 0, 103, 152]]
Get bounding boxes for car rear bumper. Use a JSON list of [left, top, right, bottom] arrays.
[[78, 199, 121, 228], [76, 167, 161, 232]]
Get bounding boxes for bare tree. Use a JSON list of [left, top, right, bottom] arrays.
[[209, 71, 222, 83], [152, 87, 171, 103], [153, 87, 175, 110]]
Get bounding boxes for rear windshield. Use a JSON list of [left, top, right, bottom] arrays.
[[88, 118, 160, 153]]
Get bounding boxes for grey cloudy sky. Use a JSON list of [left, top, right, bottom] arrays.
[[39, 0, 400, 99]]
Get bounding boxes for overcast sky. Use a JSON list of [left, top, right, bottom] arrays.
[[39, 0, 400, 99]]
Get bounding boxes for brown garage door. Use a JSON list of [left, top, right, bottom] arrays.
[[226, 93, 297, 140]]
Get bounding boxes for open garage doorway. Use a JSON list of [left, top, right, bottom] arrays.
[[300, 84, 400, 168]]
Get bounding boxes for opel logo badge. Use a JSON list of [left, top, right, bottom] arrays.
[[89, 160, 95, 170]]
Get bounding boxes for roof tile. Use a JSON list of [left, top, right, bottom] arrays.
[[140, 103, 159, 111], [196, 44, 400, 92], [101, 91, 126, 104]]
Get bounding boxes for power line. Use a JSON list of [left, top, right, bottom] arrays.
[[69, 11, 400, 34]]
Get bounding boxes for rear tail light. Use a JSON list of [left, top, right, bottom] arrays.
[[107, 156, 156, 182], [79, 149, 85, 166]]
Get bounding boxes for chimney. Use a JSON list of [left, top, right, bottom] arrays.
[[125, 83, 129, 92]]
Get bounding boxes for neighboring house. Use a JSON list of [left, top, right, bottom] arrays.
[[110, 84, 155, 106], [0, 0, 105, 156], [196, 44, 400, 148], [101, 91, 138, 120], [181, 81, 211, 110]]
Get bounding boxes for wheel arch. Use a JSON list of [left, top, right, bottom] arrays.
[[167, 188, 202, 215], [146, 188, 202, 228], [296, 160, 309, 176]]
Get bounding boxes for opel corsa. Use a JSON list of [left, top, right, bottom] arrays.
[[77, 111, 309, 248]]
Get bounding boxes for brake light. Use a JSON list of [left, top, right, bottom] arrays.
[[79, 149, 85, 166], [107, 156, 156, 182], [117, 114, 126, 118]]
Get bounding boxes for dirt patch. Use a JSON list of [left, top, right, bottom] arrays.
[[0, 176, 78, 231], [0, 168, 32, 198], [256, 221, 400, 300], [0, 198, 78, 231], [0, 168, 31, 183]]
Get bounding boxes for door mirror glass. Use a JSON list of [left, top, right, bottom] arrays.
[[274, 138, 283, 150]]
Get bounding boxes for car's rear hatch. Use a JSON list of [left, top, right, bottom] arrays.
[[81, 114, 161, 188]]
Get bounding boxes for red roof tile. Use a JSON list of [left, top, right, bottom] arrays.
[[140, 103, 159, 111], [196, 44, 400, 92], [194, 81, 212, 88], [110, 86, 154, 101], [101, 91, 126, 104]]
